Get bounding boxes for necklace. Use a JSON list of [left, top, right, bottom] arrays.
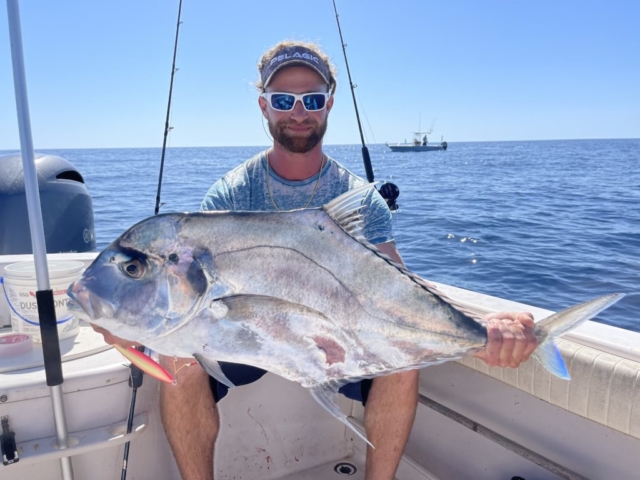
[[265, 152, 326, 211]]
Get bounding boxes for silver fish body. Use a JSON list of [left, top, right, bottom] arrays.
[[67, 185, 624, 444]]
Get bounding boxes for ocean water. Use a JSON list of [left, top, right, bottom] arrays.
[[2, 139, 638, 332]]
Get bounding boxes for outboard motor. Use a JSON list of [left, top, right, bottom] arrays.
[[0, 153, 96, 254]]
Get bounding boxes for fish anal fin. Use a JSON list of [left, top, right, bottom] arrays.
[[193, 353, 236, 388], [309, 382, 374, 448]]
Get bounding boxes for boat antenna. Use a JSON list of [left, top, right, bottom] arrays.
[[154, 0, 184, 216], [330, 0, 400, 210], [6, 1, 74, 477], [120, 2, 184, 479]]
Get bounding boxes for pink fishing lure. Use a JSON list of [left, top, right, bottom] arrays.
[[114, 344, 174, 383]]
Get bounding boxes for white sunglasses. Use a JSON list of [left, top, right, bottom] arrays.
[[261, 92, 331, 111]]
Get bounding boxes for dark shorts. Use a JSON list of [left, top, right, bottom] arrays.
[[209, 362, 373, 406]]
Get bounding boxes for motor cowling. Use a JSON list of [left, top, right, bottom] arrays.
[[0, 153, 96, 254]]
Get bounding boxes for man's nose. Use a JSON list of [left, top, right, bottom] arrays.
[[289, 100, 309, 120]]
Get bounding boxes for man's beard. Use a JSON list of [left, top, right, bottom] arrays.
[[269, 117, 328, 154]]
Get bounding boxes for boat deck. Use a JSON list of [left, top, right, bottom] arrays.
[[277, 454, 365, 480], [270, 449, 439, 480]]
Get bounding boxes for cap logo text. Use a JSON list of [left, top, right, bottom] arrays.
[[269, 52, 320, 66]]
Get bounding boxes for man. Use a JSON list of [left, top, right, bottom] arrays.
[[96, 40, 537, 480]]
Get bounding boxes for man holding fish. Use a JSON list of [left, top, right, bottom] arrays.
[[89, 41, 544, 480]]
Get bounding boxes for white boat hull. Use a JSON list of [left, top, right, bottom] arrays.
[[387, 144, 446, 152]]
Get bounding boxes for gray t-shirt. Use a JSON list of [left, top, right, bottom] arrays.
[[201, 151, 393, 245]]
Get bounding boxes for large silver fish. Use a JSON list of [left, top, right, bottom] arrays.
[[67, 185, 623, 445]]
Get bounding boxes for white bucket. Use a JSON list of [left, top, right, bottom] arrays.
[[1, 260, 85, 343]]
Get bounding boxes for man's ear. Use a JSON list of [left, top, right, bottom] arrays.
[[258, 95, 269, 118], [326, 94, 335, 113]]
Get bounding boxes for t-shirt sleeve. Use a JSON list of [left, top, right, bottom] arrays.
[[201, 178, 234, 212], [362, 189, 394, 245]]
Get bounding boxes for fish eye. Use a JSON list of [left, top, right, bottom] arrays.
[[122, 259, 145, 279]]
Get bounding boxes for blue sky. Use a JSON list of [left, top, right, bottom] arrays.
[[1, 0, 638, 149]]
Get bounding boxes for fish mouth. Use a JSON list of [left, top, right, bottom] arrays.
[[67, 280, 97, 320]]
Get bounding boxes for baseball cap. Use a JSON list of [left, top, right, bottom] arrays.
[[261, 45, 331, 89]]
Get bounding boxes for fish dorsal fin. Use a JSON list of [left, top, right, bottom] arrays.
[[402, 271, 486, 322], [370, 253, 487, 323], [323, 182, 379, 242], [323, 183, 407, 270], [324, 183, 484, 323]]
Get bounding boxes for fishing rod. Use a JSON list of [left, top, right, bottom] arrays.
[[330, 0, 399, 210], [6, 0, 74, 478], [120, 2, 184, 479], [154, 0, 184, 216]]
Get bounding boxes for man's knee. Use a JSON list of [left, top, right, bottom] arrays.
[[369, 370, 419, 399], [159, 357, 212, 406]]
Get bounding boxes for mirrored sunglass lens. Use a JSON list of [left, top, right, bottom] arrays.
[[303, 94, 326, 111], [271, 94, 295, 110]]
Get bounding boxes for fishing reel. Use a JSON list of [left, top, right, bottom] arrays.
[[360, 148, 398, 211], [378, 182, 400, 211]]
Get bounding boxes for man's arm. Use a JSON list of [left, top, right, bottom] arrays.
[[375, 241, 404, 265], [90, 325, 139, 347], [376, 242, 538, 367]]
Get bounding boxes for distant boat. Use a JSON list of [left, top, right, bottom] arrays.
[[387, 131, 448, 152]]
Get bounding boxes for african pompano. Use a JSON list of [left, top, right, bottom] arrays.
[[67, 185, 623, 445]]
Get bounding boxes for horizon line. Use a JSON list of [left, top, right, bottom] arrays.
[[1, 137, 638, 152]]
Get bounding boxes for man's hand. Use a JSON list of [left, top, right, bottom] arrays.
[[474, 312, 538, 368], [91, 324, 141, 349]]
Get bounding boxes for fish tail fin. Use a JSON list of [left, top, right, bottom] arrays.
[[532, 339, 570, 379], [532, 293, 624, 379]]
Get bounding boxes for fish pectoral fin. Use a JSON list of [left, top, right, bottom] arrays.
[[309, 382, 374, 449], [214, 295, 345, 342], [193, 354, 236, 388], [216, 295, 350, 368], [217, 294, 328, 320]]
